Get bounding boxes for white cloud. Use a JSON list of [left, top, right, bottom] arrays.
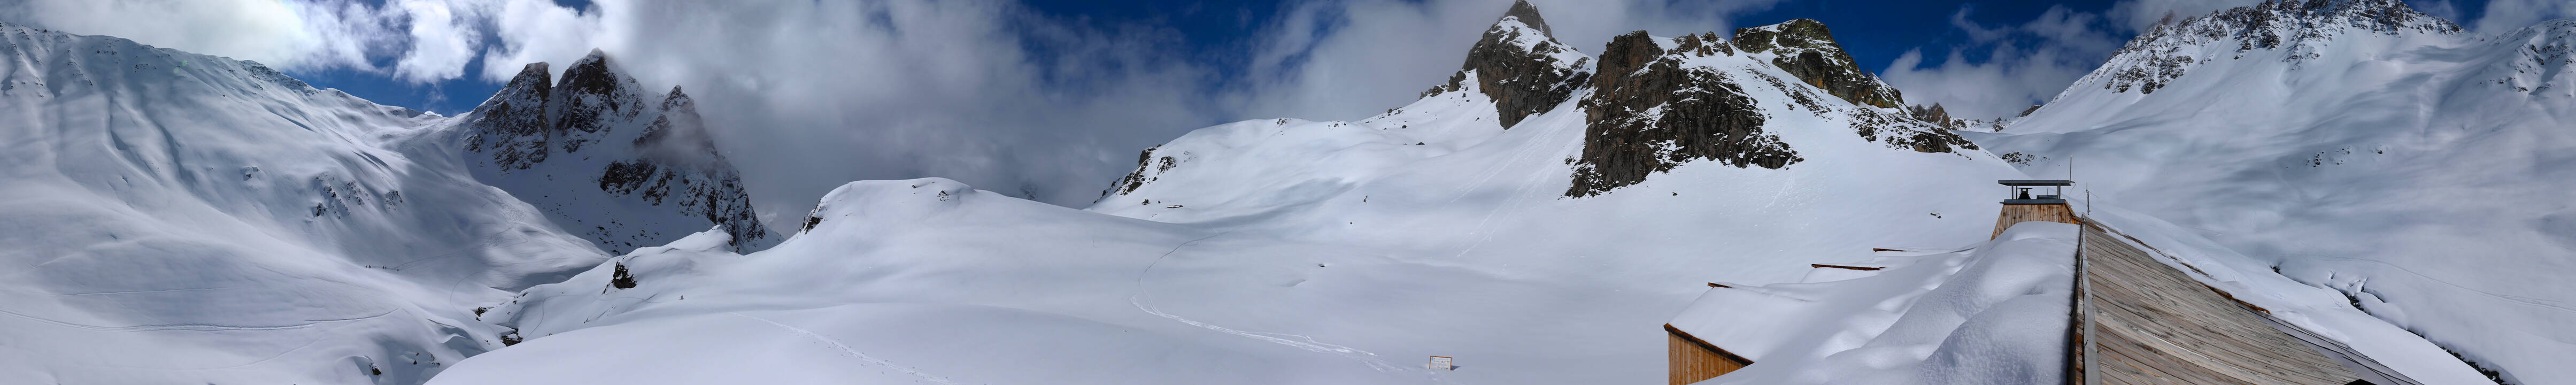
[[2104, 0, 2259, 34], [391, 0, 482, 83], [4, 0, 384, 69], [1881, 5, 2123, 120], [2467, 0, 2575, 33]]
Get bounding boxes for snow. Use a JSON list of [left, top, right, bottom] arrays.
[[1985, 6, 2576, 382], [1673, 221, 2078, 385], [0, 23, 607, 384], [1, 3, 2549, 384], [439, 30, 2040, 383]]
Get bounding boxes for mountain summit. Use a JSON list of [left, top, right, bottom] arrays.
[[459, 50, 772, 253], [1422, 0, 1594, 128], [1732, 19, 1907, 109]]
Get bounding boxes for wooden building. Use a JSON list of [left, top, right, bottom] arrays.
[[1994, 180, 2079, 238], [1662, 179, 2418, 384], [1664, 324, 1750, 384]]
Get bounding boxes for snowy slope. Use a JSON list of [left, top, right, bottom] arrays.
[[1981, 0, 2576, 382], [0, 22, 610, 384], [436, 5, 2084, 384]]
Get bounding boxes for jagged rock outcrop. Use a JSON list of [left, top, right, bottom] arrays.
[[1567, 31, 1797, 197], [1851, 106, 1978, 153], [1419, 0, 1593, 128], [1104, 145, 1173, 197], [1907, 103, 1960, 129], [2088, 0, 2462, 94], [466, 63, 554, 170], [1733, 19, 1906, 109], [460, 50, 772, 253]]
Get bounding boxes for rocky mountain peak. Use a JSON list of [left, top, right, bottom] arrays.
[[1567, 31, 1796, 197], [1733, 19, 1906, 109], [1500, 0, 1554, 36], [2087, 0, 2462, 94], [458, 50, 772, 253], [1420, 0, 1593, 128]]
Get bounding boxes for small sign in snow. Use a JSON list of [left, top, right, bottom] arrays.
[[1429, 356, 1453, 371]]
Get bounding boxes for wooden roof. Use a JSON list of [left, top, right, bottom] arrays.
[[2072, 226, 2391, 384], [1998, 179, 2074, 186]]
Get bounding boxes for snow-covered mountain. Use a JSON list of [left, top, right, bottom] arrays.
[[430, 3, 2279, 384], [0, 21, 773, 384], [1981, 0, 2575, 382], [0, 22, 610, 384], [4, 0, 2557, 383], [453, 50, 774, 254]]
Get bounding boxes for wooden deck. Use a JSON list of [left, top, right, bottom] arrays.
[[2073, 226, 2366, 384]]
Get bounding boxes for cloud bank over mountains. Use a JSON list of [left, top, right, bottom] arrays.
[[3, 0, 2567, 228]]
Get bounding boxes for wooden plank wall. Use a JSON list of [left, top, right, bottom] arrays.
[[2077, 227, 2363, 384], [1995, 203, 2081, 238], [1667, 326, 1750, 384]]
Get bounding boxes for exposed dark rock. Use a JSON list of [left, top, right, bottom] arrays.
[[462, 50, 772, 253], [610, 261, 636, 289], [549, 50, 643, 153], [1419, 0, 1592, 128], [1907, 103, 1957, 129], [1733, 19, 1906, 109], [2019, 103, 2043, 117], [1567, 31, 1797, 197], [1850, 106, 1977, 153], [1105, 145, 1161, 197], [597, 161, 659, 196], [465, 63, 554, 170]]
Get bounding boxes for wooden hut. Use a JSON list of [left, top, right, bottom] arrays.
[[1665, 323, 1751, 384], [1994, 180, 2079, 238]]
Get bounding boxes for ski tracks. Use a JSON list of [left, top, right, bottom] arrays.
[[1127, 296, 1412, 374], [730, 312, 958, 385]]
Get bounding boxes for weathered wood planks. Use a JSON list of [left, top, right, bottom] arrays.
[[1996, 203, 2083, 238], [1667, 325, 1751, 384], [2077, 227, 2363, 384]]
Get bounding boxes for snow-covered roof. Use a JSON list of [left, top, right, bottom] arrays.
[[1666, 222, 2080, 383]]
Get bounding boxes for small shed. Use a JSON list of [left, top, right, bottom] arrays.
[[1993, 180, 2078, 238]]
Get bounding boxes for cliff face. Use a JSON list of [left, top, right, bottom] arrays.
[[1567, 32, 1796, 197], [1420, 0, 1594, 129], [460, 50, 773, 253], [1732, 19, 1907, 109]]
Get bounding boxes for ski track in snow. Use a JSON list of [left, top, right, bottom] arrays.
[[729, 312, 958, 385], [1127, 296, 1415, 374], [2292, 254, 2576, 315], [1449, 125, 1581, 260], [0, 306, 397, 332], [1124, 228, 1425, 377], [33, 287, 233, 296]]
